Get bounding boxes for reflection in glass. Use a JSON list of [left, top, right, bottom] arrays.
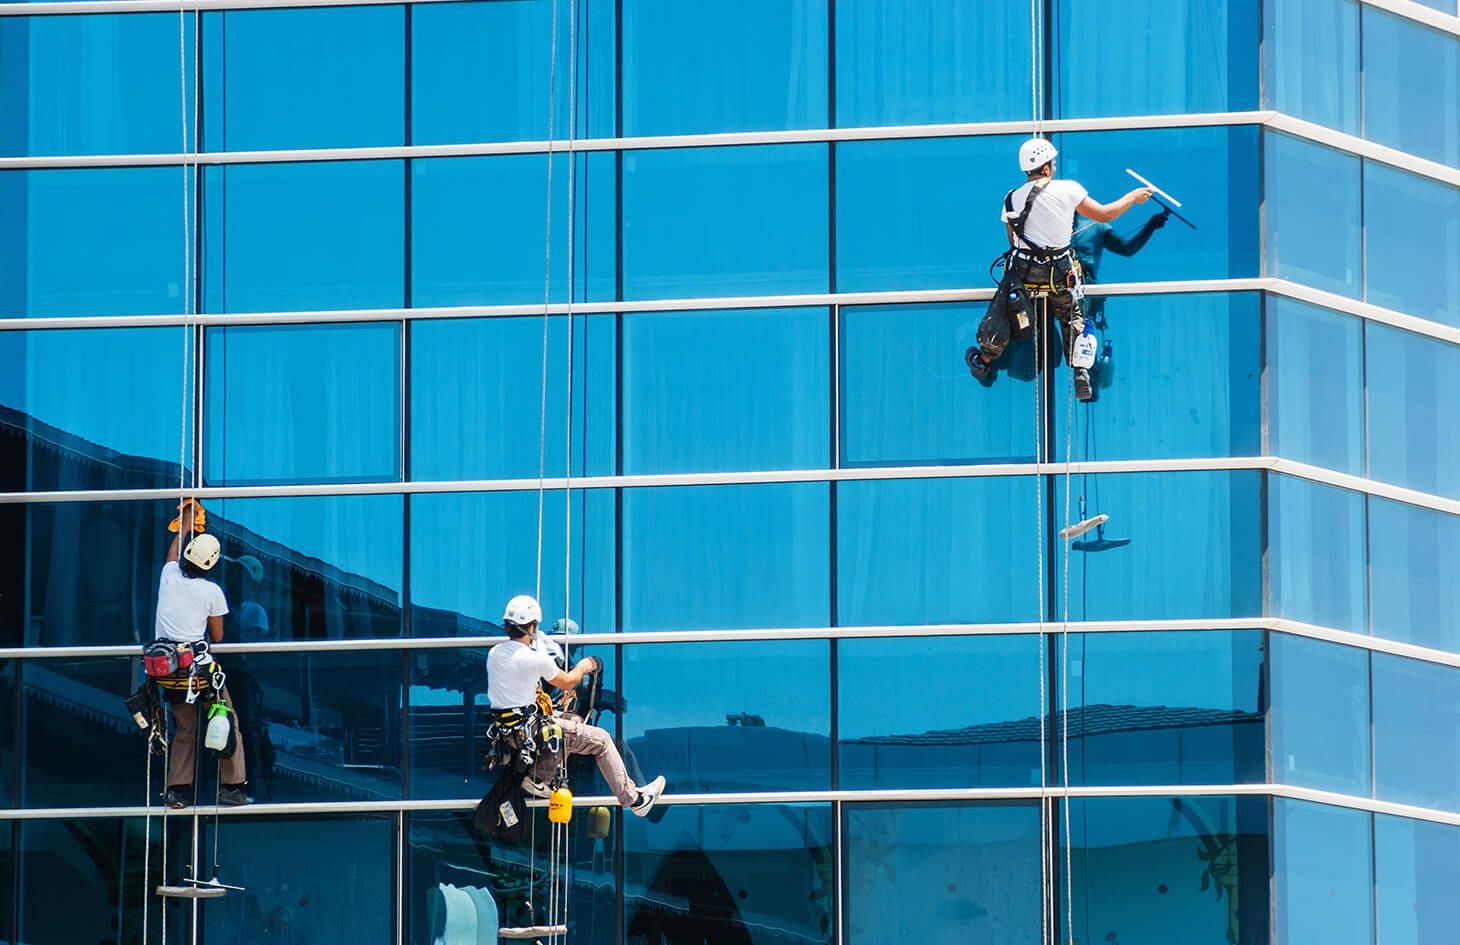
[[1366, 323, 1460, 499], [1373, 654, 1460, 811], [1270, 634, 1370, 794], [1267, 297, 1364, 474], [1263, 0, 1360, 134], [1269, 476, 1367, 632], [1362, 9, 1460, 169], [1369, 498, 1460, 654], [1365, 163, 1460, 328], [626, 804, 833, 945], [1376, 814, 1460, 945], [1265, 133, 1362, 297], [1275, 799, 1372, 945], [0, 661, 12, 805]]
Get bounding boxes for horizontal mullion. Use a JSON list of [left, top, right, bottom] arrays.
[[1360, 0, 1460, 38]]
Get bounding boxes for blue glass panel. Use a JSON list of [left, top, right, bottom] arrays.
[[839, 302, 1034, 466], [1269, 476, 1367, 632], [838, 636, 1041, 789], [412, 0, 615, 145], [202, 7, 403, 151], [835, 0, 1031, 127], [621, 483, 830, 631], [1057, 471, 1263, 621], [624, 641, 830, 792], [622, 0, 826, 135], [205, 323, 400, 485], [1376, 814, 1460, 945], [1271, 634, 1371, 793], [411, 152, 614, 307], [835, 135, 1013, 292], [0, 662, 11, 804], [626, 804, 833, 945], [836, 477, 1038, 625], [1057, 126, 1262, 281], [1370, 498, 1460, 654], [1265, 133, 1363, 296], [16, 817, 165, 945], [1373, 653, 1460, 811], [1365, 163, 1460, 327], [410, 490, 614, 637], [201, 161, 405, 313], [844, 802, 1040, 943], [621, 144, 829, 300], [1053, 293, 1261, 460], [1268, 297, 1364, 474], [1064, 796, 1271, 945], [622, 308, 830, 473], [1367, 324, 1460, 499], [411, 316, 615, 481], [1275, 799, 1373, 945], [1363, 8, 1460, 169], [0, 167, 183, 317], [1054, 0, 1260, 117], [0, 14, 195, 156], [1263, 0, 1360, 134]]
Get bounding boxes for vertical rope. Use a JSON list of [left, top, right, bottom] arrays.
[[535, 0, 561, 603], [1061, 334, 1077, 945]]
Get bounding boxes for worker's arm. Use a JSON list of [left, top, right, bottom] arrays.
[[166, 531, 182, 564], [547, 656, 600, 692], [1005, 222, 1016, 247], [1076, 188, 1153, 223], [207, 614, 224, 643], [1102, 209, 1170, 257]]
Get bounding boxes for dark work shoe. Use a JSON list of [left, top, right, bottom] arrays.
[[1074, 368, 1093, 402], [965, 347, 995, 385], [164, 787, 191, 810], [217, 785, 254, 807]]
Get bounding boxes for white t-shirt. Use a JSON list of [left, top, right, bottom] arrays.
[[154, 561, 230, 643], [1001, 178, 1089, 251], [486, 635, 565, 709]]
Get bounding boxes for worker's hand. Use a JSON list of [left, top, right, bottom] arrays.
[[1128, 187, 1154, 204], [575, 656, 601, 675]]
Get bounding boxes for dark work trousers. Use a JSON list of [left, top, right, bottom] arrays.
[[167, 685, 246, 787], [977, 251, 1085, 366]]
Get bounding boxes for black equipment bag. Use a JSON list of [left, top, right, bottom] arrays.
[[474, 766, 529, 843]]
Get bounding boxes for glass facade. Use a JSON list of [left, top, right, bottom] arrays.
[[3, 1, 1458, 943]]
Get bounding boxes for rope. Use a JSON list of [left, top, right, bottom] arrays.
[[1033, 295, 1050, 945], [534, 0, 561, 602], [1060, 319, 1077, 945]]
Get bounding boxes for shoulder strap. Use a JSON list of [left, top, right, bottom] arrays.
[[1009, 178, 1051, 249]]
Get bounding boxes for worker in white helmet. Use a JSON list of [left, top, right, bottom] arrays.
[[487, 594, 666, 816], [967, 137, 1154, 401]]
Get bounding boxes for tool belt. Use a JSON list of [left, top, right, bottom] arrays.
[[150, 641, 227, 703], [1011, 246, 1081, 297], [484, 702, 563, 781]]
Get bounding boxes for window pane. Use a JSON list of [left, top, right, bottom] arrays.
[[202, 7, 403, 151], [1265, 133, 1363, 296], [1275, 799, 1374, 945], [411, 152, 614, 307], [1366, 323, 1460, 499], [623, 641, 830, 792], [1054, 0, 1260, 116], [1373, 653, 1460, 811], [1263, 0, 1360, 134], [626, 804, 833, 945], [1057, 471, 1264, 621], [1375, 814, 1460, 945], [1370, 498, 1460, 654], [16, 817, 163, 945], [835, 0, 1031, 127], [1269, 476, 1367, 633], [622, 483, 830, 632], [838, 636, 1041, 789], [0, 661, 12, 805], [1363, 9, 1460, 169], [0, 167, 183, 317], [1268, 297, 1364, 474], [1364, 163, 1460, 328], [622, 0, 826, 135], [621, 145, 829, 300], [622, 308, 829, 473], [202, 161, 405, 313], [836, 477, 1038, 625], [20, 657, 150, 808], [1271, 634, 1371, 793], [410, 316, 616, 481], [844, 802, 1040, 943]]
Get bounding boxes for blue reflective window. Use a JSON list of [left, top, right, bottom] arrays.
[[1370, 498, 1460, 654], [1374, 653, 1460, 811], [1268, 297, 1364, 474], [621, 144, 829, 300], [1058, 471, 1263, 621], [411, 316, 615, 481], [1263, 0, 1360, 134], [20, 657, 149, 807], [0, 167, 182, 317], [411, 152, 614, 307], [16, 817, 158, 945], [1057, 126, 1261, 281], [1275, 799, 1373, 945], [845, 803, 1040, 943], [0, 662, 12, 803], [627, 804, 833, 945], [1053, 293, 1261, 461], [1271, 634, 1371, 793], [835, 0, 1031, 127], [1265, 133, 1363, 296], [622, 483, 830, 631], [1366, 324, 1460, 499], [202, 7, 403, 151], [1269, 476, 1367, 632], [1365, 163, 1460, 327], [202, 161, 405, 313], [622, 0, 826, 135], [836, 477, 1038, 625], [835, 135, 1013, 292], [1376, 814, 1460, 945], [1363, 8, 1460, 169], [206, 323, 400, 485], [623, 641, 830, 792], [839, 636, 1041, 789], [623, 308, 829, 473], [1054, 0, 1259, 117]]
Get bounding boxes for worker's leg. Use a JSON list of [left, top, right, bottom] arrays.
[[1052, 293, 1093, 401], [167, 699, 198, 788], [556, 714, 639, 807], [214, 686, 248, 785]]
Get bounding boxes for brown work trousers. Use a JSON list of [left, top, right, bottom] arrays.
[[167, 686, 246, 787], [557, 714, 638, 806]]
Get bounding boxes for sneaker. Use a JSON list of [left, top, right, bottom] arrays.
[[1074, 368, 1093, 402], [629, 776, 666, 818], [965, 347, 995, 385], [164, 787, 191, 810], [520, 776, 552, 799], [217, 785, 254, 807]]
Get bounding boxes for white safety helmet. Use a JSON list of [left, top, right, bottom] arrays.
[[182, 533, 222, 571], [503, 594, 542, 628], [1019, 137, 1058, 174]]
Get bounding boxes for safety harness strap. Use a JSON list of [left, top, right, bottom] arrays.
[[1007, 178, 1051, 252]]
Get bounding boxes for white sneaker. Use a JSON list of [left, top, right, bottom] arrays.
[[521, 776, 552, 799], [629, 776, 666, 817]]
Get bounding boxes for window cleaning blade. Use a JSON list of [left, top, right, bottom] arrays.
[[1058, 514, 1108, 541], [1124, 168, 1182, 207]]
